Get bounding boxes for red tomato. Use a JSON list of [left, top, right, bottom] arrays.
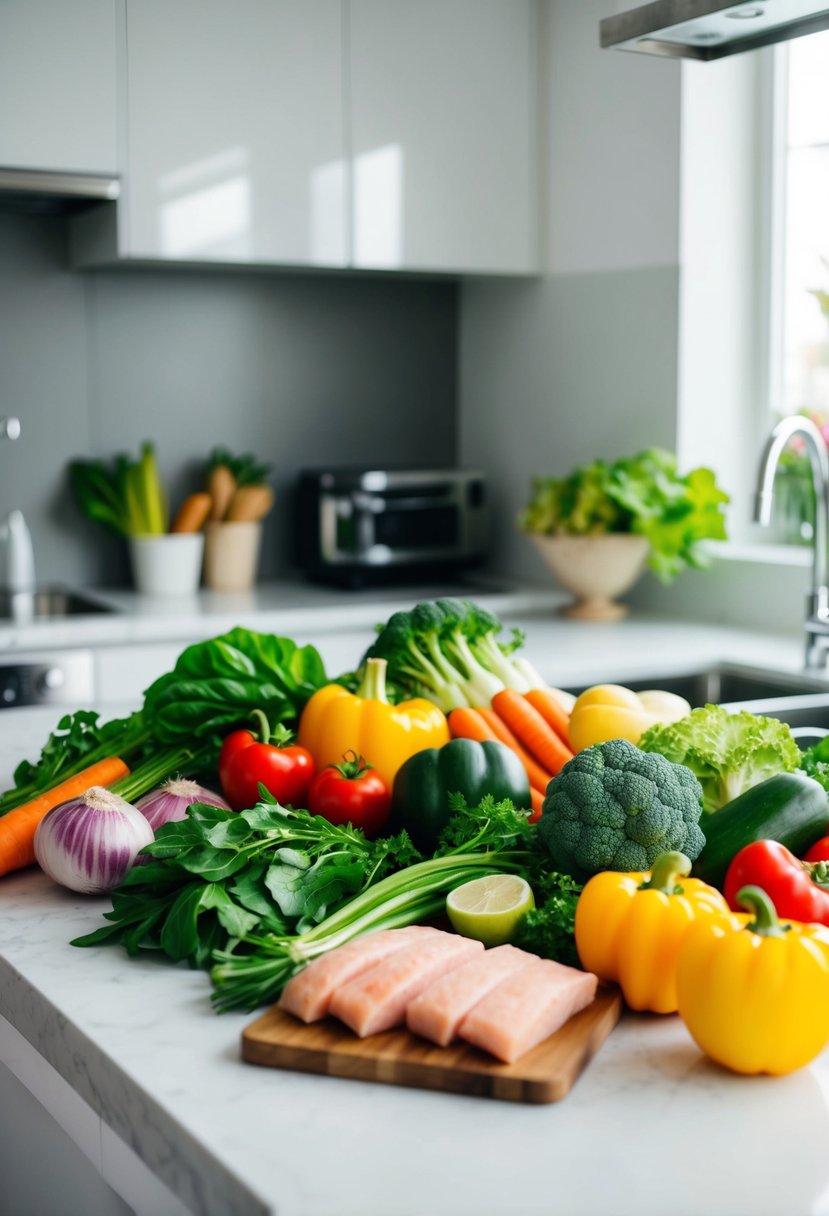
[[804, 834, 829, 864], [219, 724, 315, 811], [308, 753, 391, 839]]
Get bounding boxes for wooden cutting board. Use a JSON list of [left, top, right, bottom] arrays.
[[241, 985, 622, 1105]]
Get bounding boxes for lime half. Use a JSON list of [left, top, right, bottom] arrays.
[[446, 874, 535, 948]]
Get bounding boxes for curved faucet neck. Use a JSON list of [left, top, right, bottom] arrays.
[[755, 415, 829, 602]]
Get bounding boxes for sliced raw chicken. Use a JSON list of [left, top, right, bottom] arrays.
[[330, 930, 484, 1037], [406, 944, 538, 1047], [458, 958, 598, 1064], [279, 926, 442, 1023]]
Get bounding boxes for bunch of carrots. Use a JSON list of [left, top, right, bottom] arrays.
[[448, 688, 573, 822]]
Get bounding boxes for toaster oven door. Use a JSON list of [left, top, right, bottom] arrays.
[[319, 481, 484, 566]]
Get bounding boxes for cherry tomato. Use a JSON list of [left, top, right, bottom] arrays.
[[308, 752, 391, 839], [219, 716, 315, 811]]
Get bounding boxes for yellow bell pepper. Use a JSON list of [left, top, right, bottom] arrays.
[[574, 850, 728, 1013], [297, 657, 449, 791], [567, 684, 690, 753], [676, 885, 829, 1076]]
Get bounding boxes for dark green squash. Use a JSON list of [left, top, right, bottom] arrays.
[[390, 737, 531, 852]]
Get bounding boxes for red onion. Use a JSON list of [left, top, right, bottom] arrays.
[[34, 786, 154, 895], [135, 778, 229, 831]]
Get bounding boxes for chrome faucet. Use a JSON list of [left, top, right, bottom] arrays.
[[755, 415, 829, 669], [0, 417, 35, 594]]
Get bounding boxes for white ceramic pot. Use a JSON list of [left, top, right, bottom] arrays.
[[529, 533, 649, 621], [129, 534, 204, 598], [203, 520, 262, 592]]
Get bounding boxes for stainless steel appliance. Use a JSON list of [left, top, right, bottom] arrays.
[[295, 467, 488, 586], [0, 650, 94, 709]]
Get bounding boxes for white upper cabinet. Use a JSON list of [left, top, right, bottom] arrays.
[[124, 0, 346, 266], [0, 0, 117, 175], [71, 0, 538, 274], [349, 0, 537, 275]]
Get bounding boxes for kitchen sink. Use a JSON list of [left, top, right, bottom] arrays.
[[0, 586, 115, 622]]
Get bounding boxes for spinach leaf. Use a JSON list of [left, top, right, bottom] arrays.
[[142, 628, 327, 742]]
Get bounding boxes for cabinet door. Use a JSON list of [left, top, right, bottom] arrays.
[[0, 0, 117, 174], [125, 0, 346, 265], [349, 0, 537, 275]]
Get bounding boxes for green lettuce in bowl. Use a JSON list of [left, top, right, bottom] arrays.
[[518, 448, 729, 583]]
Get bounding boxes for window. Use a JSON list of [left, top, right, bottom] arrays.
[[768, 31, 829, 544], [778, 30, 829, 419]]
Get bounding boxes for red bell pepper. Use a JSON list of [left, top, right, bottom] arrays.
[[219, 711, 315, 811], [723, 839, 829, 926]]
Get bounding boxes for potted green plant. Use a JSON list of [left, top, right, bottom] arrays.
[[518, 448, 729, 620]]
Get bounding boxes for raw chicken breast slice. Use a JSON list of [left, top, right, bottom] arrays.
[[458, 958, 598, 1064], [330, 931, 484, 1038], [279, 927, 442, 1023], [406, 944, 538, 1047]]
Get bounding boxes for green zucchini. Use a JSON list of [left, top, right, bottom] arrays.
[[693, 771, 829, 889]]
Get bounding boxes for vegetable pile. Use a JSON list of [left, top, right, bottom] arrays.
[[6, 596, 829, 1082]]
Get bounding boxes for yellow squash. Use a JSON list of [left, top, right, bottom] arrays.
[[677, 885, 829, 1076], [567, 683, 690, 753], [297, 657, 449, 791], [574, 850, 728, 1013]]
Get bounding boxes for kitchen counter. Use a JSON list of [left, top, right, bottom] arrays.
[[0, 578, 567, 654], [1, 614, 828, 1216]]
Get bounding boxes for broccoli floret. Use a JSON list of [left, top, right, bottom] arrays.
[[537, 738, 705, 876]]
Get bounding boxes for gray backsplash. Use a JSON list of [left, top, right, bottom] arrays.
[[0, 212, 458, 589]]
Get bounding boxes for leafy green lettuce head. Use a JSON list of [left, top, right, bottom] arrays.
[[639, 704, 801, 814]]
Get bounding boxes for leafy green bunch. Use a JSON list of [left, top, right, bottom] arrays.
[[518, 447, 729, 582], [207, 446, 272, 487], [73, 797, 420, 967], [69, 442, 168, 537]]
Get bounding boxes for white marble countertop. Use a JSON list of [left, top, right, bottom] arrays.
[[2, 616, 829, 1216]]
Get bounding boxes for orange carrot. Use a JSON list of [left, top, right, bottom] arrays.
[[529, 787, 544, 823], [477, 707, 554, 795], [525, 687, 573, 749], [447, 707, 499, 744], [491, 689, 574, 776], [0, 757, 130, 878]]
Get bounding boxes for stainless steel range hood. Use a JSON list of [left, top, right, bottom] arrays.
[[0, 167, 119, 215], [601, 0, 829, 61]]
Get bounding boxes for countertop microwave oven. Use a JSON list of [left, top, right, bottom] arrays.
[[294, 467, 489, 586]]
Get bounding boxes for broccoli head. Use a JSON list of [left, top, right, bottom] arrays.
[[537, 738, 705, 876]]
